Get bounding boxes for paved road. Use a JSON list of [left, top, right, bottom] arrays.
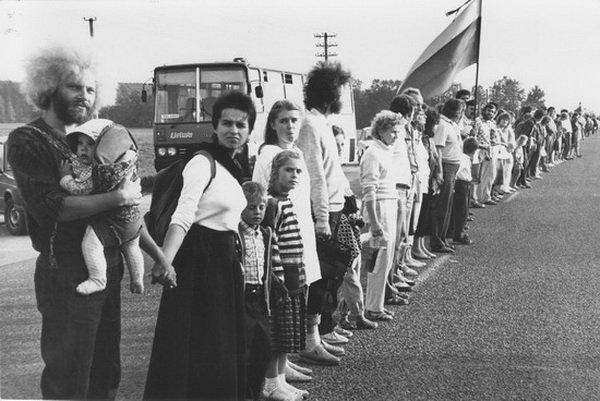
[[2, 139, 600, 400]]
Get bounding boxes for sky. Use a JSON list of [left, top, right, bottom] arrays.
[[2, 0, 600, 112]]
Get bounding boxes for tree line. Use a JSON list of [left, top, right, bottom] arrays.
[[353, 76, 550, 129], [1, 77, 549, 129]]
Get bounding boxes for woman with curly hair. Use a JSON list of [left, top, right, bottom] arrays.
[[361, 110, 405, 321]]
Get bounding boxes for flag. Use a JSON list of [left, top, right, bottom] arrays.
[[398, 0, 481, 101]]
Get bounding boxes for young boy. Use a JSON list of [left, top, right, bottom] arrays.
[[452, 137, 479, 245], [239, 181, 294, 400]]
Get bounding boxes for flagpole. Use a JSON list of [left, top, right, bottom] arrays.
[[473, 0, 482, 115]]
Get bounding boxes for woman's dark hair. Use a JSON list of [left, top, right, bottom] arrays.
[[441, 98, 465, 121], [455, 89, 471, 100], [533, 109, 546, 120], [263, 100, 302, 146], [212, 91, 257, 132], [390, 94, 417, 118], [463, 137, 479, 154], [423, 107, 440, 138], [304, 61, 351, 112]]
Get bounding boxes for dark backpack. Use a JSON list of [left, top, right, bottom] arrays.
[[144, 151, 215, 245]]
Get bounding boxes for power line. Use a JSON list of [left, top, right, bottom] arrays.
[[314, 32, 337, 62]]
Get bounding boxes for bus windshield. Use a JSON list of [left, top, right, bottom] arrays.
[[154, 67, 247, 124]]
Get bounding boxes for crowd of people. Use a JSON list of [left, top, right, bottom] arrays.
[[7, 44, 598, 401]]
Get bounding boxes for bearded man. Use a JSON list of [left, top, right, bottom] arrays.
[[7, 46, 143, 399]]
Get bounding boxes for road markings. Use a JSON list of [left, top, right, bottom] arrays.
[[414, 254, 451, 287]]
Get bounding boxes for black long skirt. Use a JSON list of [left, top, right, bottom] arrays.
[[414, 193, 433, 237], [144, 225, 246, 401]]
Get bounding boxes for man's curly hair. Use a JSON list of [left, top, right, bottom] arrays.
[[304, 61, 351, 111], [21, 46, 105, 113]]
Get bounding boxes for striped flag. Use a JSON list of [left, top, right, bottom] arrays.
[[398, 0, 482, 101]]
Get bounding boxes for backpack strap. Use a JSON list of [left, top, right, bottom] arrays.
[[25, 124, 76, 161], [193, 150, 216, 193]]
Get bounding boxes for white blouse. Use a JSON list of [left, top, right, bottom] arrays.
[[170, 154, 245, 233]]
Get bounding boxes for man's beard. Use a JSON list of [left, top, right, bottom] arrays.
[[53, 92, 92, 125]]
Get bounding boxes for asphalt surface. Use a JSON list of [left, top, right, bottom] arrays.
[[2, 137, 600, 400]]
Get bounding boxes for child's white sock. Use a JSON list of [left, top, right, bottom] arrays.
[[305, 327, 320, 351], [278, 373, 309, 398]]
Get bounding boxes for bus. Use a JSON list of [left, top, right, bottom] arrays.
[[143, 58, 357, 171]]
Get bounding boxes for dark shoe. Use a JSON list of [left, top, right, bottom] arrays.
[[355, 315, 378, 329], [339, 317, 357, 331], [523, 183, 532, 188], [466, 216, 474, 222], [394, 282, 413, 292], [471, 202, 486, 209], [453, 236, 473, 245], [484, 200, 498, 205]]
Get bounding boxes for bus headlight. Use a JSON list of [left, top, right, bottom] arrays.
[[167, 147, 177, 156], [157, 147, 167, 157]]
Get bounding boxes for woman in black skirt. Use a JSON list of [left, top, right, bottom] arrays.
[[413, 107, 441, 259], [144, 92, 256, 400]]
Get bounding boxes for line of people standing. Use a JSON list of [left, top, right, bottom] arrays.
[[9, 43, 597, 401]]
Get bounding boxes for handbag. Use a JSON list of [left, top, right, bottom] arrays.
[[316, 213, 353, 281]]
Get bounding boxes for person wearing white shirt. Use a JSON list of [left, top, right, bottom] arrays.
[[361, 111, 404, 321], [494, 112, 516, 194], [145, 92, 254, 401], [430, 98, 465, 253]]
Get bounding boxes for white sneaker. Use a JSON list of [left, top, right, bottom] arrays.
[[262, 385, 298, 401], [321, 330, 349, 345]]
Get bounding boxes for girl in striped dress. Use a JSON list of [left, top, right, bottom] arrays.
[[262, 149, 308, 401]]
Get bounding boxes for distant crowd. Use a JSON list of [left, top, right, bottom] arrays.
[[7, 45, 596, 401]]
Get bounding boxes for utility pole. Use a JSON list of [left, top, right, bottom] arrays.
[[314, 32, 337, 62], [84, 17, 97, 37]]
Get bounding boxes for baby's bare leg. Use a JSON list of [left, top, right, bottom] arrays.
[[122, 236, 144, 294]]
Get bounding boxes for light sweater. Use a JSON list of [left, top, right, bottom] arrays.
[[170, 154, 245, 233], [251, 144, 321, 285], [296, 109, 348, 227], [360, 139, 398, 202], [391, 128, 412, 187]]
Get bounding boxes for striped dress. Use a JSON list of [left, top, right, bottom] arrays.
[[263, 195, 307, 353]]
